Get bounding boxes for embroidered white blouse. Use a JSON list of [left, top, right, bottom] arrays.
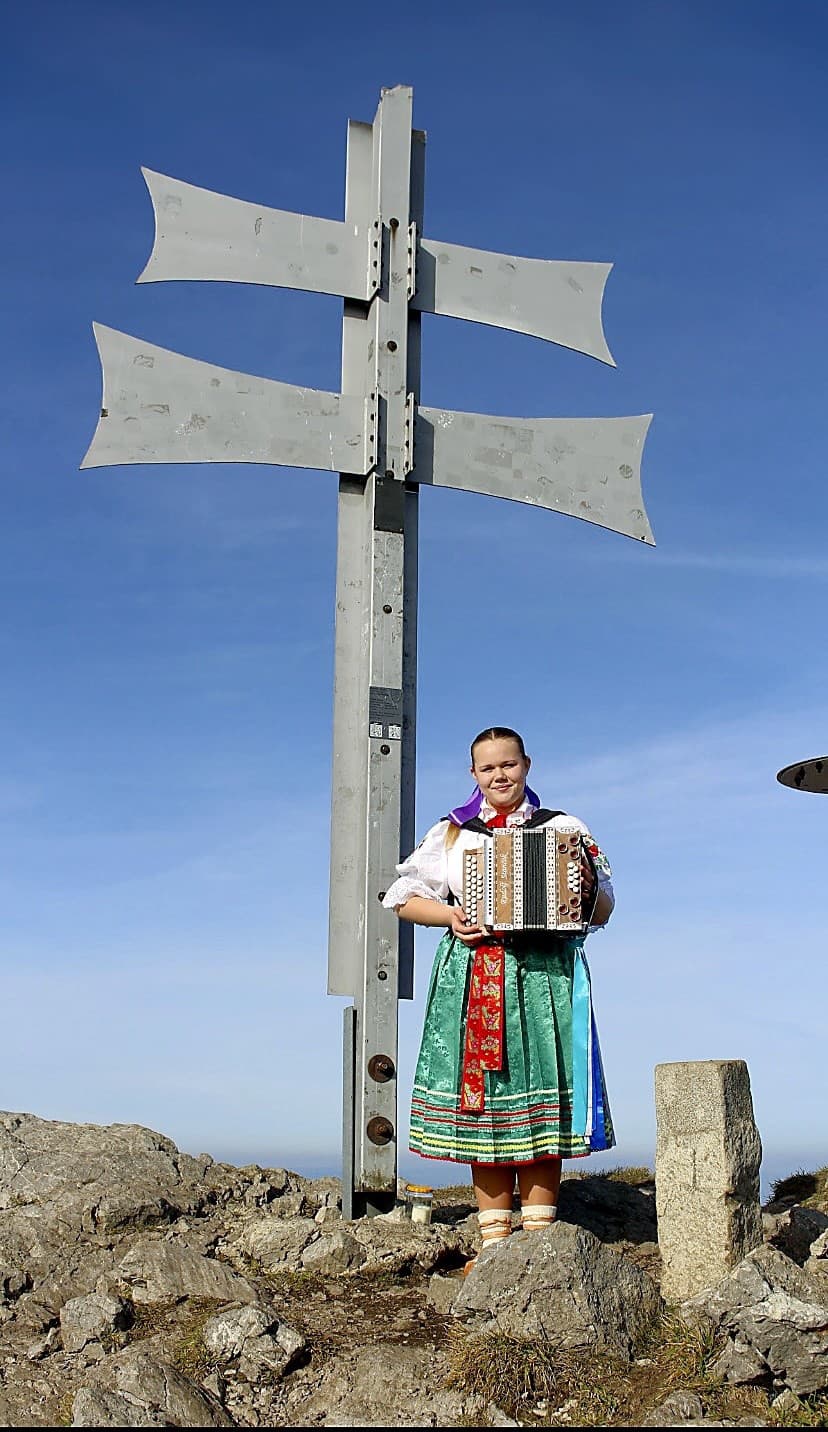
[[382, 796, 614, 932]]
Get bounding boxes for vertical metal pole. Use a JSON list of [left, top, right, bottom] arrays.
[[340, 1005, 357, 1222], [356, 85, 413, 1210], [330, 89, 422, 1215]]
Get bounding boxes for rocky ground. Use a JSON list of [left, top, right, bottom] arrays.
[[0, 1110, 826, 1428]]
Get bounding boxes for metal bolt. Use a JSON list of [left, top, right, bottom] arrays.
[[385, 467, 395, 479], [368, 1054, 396, 1083], [366, 1115, 394, 1145], [377, 890, 386, 901], [383, 604, 392, 614], [389, 217, 399, 231], [387, 340, 397, 352], [377, 970, 388, 981], [380, 744, 390, 754]]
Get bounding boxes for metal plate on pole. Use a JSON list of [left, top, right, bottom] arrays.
[[417, 407, 654, 544], [415, 242, 614, 363], [139, 169, 378, 300], [82, 325, 371, 474]]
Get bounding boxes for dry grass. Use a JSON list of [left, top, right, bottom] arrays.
[[576, 1166, 653, 1185], [768, 1394, 828, 1428], [442, 1307, 822, 1427], [444, 1322, 628, 1424], [167, 1299, 228, 1378], [771, 1167, 828, 1214]]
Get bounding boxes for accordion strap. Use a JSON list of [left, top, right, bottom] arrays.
[[458, 808, 566, 835]]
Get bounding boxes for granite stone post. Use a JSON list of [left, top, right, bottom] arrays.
[[655, 1059, 763, 1301]]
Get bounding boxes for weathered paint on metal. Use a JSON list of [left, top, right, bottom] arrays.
[[81, 325, 371, 474], [414, 242, 615, 364], [417, 407, 654, 545], [138, 169, 379, 301]]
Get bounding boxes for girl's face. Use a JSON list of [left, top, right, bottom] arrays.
[[471, 737, 531, 812]]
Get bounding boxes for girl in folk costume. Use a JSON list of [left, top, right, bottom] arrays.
[[382, 727, 615, 1267]]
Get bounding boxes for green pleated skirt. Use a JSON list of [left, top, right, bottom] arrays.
[[409, 931, 615, 1165]]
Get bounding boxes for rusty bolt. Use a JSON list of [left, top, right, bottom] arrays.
[[366, 1116, 394, 1145], [368, 1054, 396, 1083]]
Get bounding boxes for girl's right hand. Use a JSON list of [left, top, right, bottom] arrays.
[[450, 906, 485, 946]]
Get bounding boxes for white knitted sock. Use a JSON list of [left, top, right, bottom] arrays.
[[521, 1203, 558, 1231], [478, 1209, 513, 1246]]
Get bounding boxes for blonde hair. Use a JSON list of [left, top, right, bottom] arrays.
[[444, 821, 461, 849]]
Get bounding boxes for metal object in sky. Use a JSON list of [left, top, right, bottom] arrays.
[[82, 85, 654, 1218], [777, 758, 828, 793]]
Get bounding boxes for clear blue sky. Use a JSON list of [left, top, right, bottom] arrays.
[[2, 0, 826, 1191]]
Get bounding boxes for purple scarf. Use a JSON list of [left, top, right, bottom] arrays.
[[447, 784, 541, 826]]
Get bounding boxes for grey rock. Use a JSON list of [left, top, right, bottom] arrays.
[[301, 1231, 366, 1275], [60, 1291, 132, 1353], [236, 1214, 318, 1270], [202, 1304, 274, 1360], [707, 1335, 769, 1385], [771, 1388, 803, 1414], [299, 1342, 480, 1427], [117, 1238, 258, 1304], [452, 1221, 662, 1359], [686, 1244, 828, 1396], [643, 1389, 704, 1423], [810, 1229, 828, 1261], [77, 1346, 232, 1426], [26, 1326, 59, 1361], [315, 1204, 343, 1226], [201, 1302, 305, 1379], [427, 1271, 463, 1314], [557, 1175, 657, 1245], [344, 1214, 474, 1275], [1, 1267, 30, 1301], [766, 1205, 828, 1265], [72, 1386, 165, 1427]]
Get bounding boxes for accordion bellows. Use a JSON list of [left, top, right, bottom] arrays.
[[462, 826, 586, 932]]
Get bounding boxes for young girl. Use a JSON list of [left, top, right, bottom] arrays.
[[382, 727, 615, 1263]]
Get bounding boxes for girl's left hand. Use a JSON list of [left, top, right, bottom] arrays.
[[580, 859, 596, 903]]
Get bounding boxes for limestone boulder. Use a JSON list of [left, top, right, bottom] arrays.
[[298, 1341, 496, 1428], [766, 1205, 828, 1265], [201, 1302, 305, 1379], [73, 1346, 232, 1426], [301, 1230, 366, 1274], [346, 1212, 474, 1274], [234, 1214, 318, 1270], [684, 1244, 828, 1396], [59, 1291, 131, 1353], [452, 1221, 662, 1358], [117, 1238, 258, 1304]]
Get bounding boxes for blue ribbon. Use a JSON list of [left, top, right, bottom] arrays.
[[571, 949, 592, 1138]]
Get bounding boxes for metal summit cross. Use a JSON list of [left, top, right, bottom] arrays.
[[82, 85, 654, 1218]]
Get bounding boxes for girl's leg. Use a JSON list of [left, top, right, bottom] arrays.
[[471, 1162, 515, 1212], [517, 1156, 561, 1230], [465, 1163, 515, 1272]]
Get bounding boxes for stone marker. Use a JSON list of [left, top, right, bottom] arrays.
[[655, 1059, 762, 1300]]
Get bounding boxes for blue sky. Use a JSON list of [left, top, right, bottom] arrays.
[[2, 0, 827, 1192]]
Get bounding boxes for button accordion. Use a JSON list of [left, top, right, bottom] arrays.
[[462, 826, 589, 933]]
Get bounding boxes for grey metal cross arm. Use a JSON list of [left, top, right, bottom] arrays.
[[81, 85, 654, 1218]]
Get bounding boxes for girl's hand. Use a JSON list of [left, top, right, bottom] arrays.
[[450, 906, 485, 946], [580, 859, 596, 905]]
